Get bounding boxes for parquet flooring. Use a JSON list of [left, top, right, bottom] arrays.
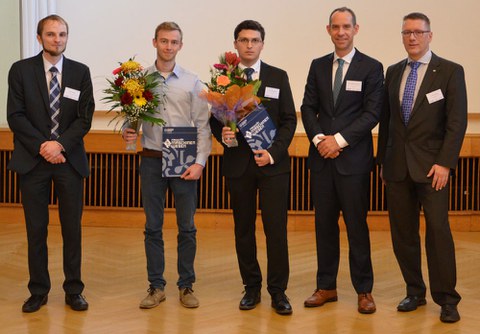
[[1, 222, 479, 333]]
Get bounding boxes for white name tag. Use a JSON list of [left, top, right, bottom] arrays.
[[64, 87, 81, 101], [264, 86, 280, 99], [426, 89, 444, 104], [346, 80, 362, 92]]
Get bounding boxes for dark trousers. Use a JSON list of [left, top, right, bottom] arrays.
[[227, 158, 290, 296], [311, 161, 373, 293], [19, 160, 84, 295], [386, 174, 461, 306]]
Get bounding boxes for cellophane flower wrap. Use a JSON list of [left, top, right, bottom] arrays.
[[102, 57, 166, 131], [200, 52, 262, 132]]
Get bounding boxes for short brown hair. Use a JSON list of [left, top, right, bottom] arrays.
[[154, 22, 183, 41], [37, 14, 69, 36], [403, 12, 431, 30]]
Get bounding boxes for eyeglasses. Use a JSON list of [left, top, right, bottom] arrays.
[[401, 30, 430, 38], [236, 38, 263, 46]]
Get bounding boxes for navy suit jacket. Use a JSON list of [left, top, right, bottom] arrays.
[[7, 52, 95, 177], [301, 49, 384, 175], [210, 61, 297, 178], [377, 53, 467, 183]]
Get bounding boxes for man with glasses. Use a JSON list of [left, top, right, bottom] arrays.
[[377, 12, 467, 323], [210, 20, 297, 315], [301, 7, 383, 314]]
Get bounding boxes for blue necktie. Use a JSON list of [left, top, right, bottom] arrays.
[[333, 58, 344, 106], [244, 67, 254, 82], [49, 66, 61, 139], [401, 62, 420, 125]]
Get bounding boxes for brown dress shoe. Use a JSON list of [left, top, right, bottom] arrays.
[[358, 293, 376, 314], [304, 289, 338, 307]]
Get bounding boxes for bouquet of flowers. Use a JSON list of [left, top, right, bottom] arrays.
[[201, 51, 262, 147], [103, 57, 166, 150]]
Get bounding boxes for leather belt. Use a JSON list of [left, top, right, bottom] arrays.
[[138, 148, 163, 158]]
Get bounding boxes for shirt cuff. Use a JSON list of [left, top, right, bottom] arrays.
[[334, 133, 349, 148], [268, 152, 274, 165], [312, 133, 325, 147]]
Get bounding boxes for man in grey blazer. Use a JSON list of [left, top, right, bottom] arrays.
[[7, 15, 94, 313], [301, 7, 383, 314], [377, 12, 467, 323]]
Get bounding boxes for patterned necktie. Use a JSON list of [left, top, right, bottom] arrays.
[[244, 67, 254, 82], [333, 58, 344, 106], [401, 61, 421, 125], [49, 66, 61, 139]]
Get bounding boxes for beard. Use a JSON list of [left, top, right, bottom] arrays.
[[43, 45, 67, 57]]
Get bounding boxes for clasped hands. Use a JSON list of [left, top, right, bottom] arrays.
[[317, 135, 342, 159], [40, 141, 66, 164]]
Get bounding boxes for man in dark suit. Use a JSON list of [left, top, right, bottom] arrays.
[[7, 15, 94, 313], [377, 12, 467, 323], [301, 7, 383, 314], [210, 20, 297, 315]]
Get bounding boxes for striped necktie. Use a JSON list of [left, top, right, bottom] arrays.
[[49, 66, 61, 139], [244, 67, 254, 82]]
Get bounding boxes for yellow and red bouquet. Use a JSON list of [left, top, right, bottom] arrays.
[[201, 52, 262, 135], [103, 57, 166, 132]]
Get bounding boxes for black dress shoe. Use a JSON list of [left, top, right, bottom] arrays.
[[271, 293, 293, 315], [22, 294, 48, 313], [65, 294, 89, 311], [239, 290, 261, 310], [397, 295, 427, 312], [440, 304, 460, 323]]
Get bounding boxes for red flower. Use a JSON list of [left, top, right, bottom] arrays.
[[214, 63, 228, 70], [143, 90, 154, 101], [113, 67, 122, 75], [225, 52, 240, 67], [120, 92, 133, 105], [114, 77, 123, 87]]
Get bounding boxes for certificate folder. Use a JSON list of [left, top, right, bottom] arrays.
[[162, 127, 197, 177], [237, 106, 277, 151]]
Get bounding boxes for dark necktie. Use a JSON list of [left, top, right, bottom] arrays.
[[244, 67, 254, 82], [401, 61, 421, 125], [333, 58, 344, 106], [49, 66, 61, 139]]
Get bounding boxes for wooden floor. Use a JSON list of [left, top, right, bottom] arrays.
[[1, 222, 479, 334]]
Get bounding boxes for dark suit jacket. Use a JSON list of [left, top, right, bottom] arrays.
[[377, 53, 467, 183], [210, 61, 297, 178], [301, 49, 384, 175], [7, 52, 95, 177]]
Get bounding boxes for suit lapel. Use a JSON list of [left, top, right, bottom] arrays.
[[34, 54, 50, 115], [258, 61, 269, 97], [409, 53, 440, 121]]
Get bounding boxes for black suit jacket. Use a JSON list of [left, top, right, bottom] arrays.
[[210, 61, 297, 178], [377, 53, 467, 183], [301, 49, 384, 175], [7, 52, 95, 177]]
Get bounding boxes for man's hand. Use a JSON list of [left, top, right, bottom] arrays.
[[181, 163, 204, 180], [40, 141, 65, 163], [253, 149, 271, 167], [317, 135, 342, 159], [221, 126, 236, 146], [427, 164, 450, 191], [122, 128, 138, 144]]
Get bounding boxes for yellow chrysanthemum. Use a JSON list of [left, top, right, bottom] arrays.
[[121, 60, 142, 72], [134, 94, 147, 107], [123, 78, 144, 96]]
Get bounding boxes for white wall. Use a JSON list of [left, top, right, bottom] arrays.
[[2, 0, 480, 132], [0, 1, 20, 126]]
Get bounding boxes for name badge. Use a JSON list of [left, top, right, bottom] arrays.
[[346, 80, 362, 92], [264, 87, 280, 99], [64, 87, 81, 101], [426, 89, 444, 104]]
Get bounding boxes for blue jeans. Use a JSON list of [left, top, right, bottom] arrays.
[[140, 157, 197, 289]]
